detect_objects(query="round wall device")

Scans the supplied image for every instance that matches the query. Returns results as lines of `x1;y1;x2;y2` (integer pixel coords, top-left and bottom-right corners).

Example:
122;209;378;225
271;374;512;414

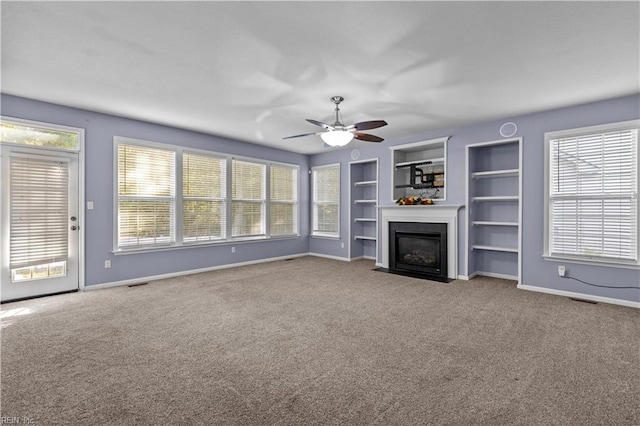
350;149;360;160
500;122;518;138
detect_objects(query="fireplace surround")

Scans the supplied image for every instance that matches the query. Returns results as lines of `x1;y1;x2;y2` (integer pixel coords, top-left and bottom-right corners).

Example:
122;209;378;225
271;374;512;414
379;205;462;280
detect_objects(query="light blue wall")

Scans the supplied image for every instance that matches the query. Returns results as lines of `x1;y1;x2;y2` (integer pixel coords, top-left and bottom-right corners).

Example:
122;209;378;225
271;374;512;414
0;94;310;286
310;94;640;304
2;93;638;304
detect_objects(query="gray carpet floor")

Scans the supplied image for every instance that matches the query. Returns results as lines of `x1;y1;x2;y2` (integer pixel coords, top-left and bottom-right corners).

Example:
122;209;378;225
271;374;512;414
1;257;638;425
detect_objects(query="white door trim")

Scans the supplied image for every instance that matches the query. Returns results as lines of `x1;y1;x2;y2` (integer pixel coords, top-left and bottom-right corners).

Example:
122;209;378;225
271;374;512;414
0;115;85;297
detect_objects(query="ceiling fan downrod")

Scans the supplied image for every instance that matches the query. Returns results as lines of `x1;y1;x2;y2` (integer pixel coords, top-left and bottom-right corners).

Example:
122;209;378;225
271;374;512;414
330;96;345;128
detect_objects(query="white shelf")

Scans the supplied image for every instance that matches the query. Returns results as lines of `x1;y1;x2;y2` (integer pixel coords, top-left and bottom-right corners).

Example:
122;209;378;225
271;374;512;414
471;196;519;202
354;235;377;241
354;180;377;186
354;199;377;204
471;245;519;253
395;158;444;168
471;169;519;179
471;221;518;227
354;218;377;222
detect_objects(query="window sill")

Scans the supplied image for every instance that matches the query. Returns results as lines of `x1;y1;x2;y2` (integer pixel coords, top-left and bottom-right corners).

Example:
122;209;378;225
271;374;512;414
311;234;340;240
543;254;640;270
113;235;300;255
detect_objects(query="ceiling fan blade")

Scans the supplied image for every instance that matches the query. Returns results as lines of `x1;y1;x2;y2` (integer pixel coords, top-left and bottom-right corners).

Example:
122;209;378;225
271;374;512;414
282;132;321;140
353;132;384;143
306;119;334;130
349;120;388;131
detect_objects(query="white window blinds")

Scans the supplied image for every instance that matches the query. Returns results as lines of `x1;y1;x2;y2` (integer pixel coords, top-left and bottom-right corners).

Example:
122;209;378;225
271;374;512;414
232;160;265;237
117;144;176;248
114;137;300;250
183;153;227;242
270;164;298;236
312;164;340;237
9;156;69;269
549;127;638;262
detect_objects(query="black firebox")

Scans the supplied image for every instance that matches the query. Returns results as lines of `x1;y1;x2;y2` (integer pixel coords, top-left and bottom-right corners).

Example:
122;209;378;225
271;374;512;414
388;221;450;282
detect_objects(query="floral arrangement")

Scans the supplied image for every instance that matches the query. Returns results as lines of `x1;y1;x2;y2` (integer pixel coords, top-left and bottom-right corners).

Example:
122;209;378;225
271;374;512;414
395;195;434;205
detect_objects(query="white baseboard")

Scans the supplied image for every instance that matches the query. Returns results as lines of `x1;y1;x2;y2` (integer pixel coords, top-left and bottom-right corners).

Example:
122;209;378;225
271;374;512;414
85;253;309;292
460;271;517;281
348;256;376;261
308;252;351;262
517;283;640;309
475;271;519;281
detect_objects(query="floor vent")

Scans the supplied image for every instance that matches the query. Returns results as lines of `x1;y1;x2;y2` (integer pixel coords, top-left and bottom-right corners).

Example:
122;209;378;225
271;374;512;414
569;297;597;305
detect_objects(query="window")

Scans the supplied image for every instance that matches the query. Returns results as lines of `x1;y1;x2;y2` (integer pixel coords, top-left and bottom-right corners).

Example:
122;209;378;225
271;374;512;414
9;156;69;281
312;164;340;238
183;153;226;242
1;119;80;151
270;164;298;236
115;137;298;251
545;120;639;265
117;143;176;248
232;160;265;237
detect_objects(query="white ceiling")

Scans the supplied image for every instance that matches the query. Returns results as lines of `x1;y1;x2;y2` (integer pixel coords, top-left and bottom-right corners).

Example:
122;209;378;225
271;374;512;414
2;1;638;154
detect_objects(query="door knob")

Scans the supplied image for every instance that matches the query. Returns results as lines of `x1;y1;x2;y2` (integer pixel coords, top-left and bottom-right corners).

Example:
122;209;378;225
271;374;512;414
71;225;78;231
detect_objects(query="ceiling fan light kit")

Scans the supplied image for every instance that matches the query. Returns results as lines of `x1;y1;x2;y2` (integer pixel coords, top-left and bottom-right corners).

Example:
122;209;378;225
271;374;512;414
320;130;354;147
284;96;387;147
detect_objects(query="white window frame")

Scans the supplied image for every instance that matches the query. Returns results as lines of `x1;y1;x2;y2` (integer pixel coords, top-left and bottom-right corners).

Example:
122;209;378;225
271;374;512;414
115;138;177;249
231;158;266;238
182;151;227;243
269;162;299;237
311;163;341;239
113;136;300;253
543;120;639;268
1;115;82;152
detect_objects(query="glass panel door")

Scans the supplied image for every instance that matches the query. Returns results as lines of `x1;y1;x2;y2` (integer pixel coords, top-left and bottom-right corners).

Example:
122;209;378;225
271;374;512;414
1;145;79;301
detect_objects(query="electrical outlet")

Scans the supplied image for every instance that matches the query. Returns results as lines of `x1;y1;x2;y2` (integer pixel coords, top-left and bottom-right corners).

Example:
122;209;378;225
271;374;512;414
105;260;111;268
558;265;566;277
231;246;235;253
341;242;345;248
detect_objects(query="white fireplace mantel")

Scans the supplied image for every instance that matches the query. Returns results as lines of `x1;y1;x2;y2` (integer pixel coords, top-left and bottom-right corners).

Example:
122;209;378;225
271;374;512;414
379;205;463;279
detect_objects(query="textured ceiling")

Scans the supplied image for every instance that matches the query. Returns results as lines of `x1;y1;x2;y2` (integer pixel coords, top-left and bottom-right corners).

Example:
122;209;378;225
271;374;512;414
2;1;638;154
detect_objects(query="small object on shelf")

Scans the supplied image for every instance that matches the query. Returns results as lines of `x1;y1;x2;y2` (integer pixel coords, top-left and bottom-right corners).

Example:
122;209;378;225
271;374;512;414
395;196;434;205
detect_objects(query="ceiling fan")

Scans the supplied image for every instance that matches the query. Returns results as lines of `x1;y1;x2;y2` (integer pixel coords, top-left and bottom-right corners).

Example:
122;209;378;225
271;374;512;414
283;96;388;147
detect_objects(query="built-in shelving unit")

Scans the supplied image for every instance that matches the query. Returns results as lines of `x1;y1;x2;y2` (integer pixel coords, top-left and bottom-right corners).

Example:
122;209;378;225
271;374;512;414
350;159;378;260
466;138;522;282
390;137;448;201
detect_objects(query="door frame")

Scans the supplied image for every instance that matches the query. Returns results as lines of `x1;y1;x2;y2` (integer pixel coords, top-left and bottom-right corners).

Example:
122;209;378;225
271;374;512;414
0;115;85;296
